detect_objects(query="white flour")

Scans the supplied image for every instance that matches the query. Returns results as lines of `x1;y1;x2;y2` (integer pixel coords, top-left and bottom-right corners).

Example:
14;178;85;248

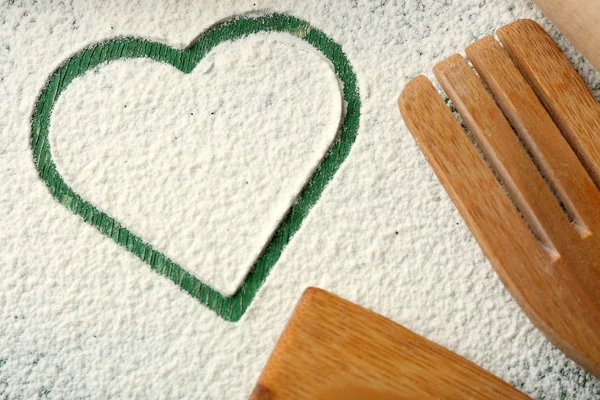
0;0;599;399
49;34;342;296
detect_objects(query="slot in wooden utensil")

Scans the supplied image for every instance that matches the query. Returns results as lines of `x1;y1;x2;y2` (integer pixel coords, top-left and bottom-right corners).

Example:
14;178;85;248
398;19;600;378
250;288;530;400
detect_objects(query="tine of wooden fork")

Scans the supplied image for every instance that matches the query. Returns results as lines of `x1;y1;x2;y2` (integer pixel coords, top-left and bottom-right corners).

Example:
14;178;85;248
433;55;576;257
398;76;548;281
466;36;600;235
497;20;600;189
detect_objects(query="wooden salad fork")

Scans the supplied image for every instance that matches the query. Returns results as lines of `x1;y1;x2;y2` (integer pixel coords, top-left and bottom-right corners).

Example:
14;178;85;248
398;19;600;377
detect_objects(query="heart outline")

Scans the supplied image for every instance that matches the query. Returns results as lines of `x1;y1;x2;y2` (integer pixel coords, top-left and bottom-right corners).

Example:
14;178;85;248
31;13;360;322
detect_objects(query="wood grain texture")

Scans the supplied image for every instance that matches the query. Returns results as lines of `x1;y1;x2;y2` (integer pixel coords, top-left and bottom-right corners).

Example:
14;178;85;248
433;53;573;256
497;19;600;188
465;35;600;236
398;19;600;377
532;0;600;71
250;288;530;400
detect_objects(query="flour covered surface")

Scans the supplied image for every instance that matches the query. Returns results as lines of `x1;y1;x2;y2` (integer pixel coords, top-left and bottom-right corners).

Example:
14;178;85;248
49;33;343;296
1;0;600;399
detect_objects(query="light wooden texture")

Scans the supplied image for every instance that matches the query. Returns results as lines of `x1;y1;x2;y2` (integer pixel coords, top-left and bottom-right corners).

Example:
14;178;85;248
497;19;600;188
434;53;572;256
532;0;600;71
398;19;600;378
250;288;530;400
466;35;600;236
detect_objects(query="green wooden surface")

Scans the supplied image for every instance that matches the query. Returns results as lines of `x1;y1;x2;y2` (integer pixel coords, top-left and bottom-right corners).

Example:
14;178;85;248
31;13;361;322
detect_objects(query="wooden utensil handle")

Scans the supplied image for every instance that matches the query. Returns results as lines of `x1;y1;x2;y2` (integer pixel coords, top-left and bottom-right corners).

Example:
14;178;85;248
532;0;600;71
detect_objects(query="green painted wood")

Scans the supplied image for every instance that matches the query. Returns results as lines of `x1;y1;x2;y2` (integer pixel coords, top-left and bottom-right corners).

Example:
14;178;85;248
31;13;361;322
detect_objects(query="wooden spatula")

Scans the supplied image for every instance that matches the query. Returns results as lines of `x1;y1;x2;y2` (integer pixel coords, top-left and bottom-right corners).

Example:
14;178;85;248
251;288;529;399
398;19;600;378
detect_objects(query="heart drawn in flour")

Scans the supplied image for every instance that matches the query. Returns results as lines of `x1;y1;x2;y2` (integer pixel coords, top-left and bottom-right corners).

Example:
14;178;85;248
50;32;344;297
31;13;360;321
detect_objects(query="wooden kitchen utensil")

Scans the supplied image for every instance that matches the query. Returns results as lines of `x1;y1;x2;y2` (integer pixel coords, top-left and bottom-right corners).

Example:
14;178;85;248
398;19;600;378
250;288;530;400
532;0;600;71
